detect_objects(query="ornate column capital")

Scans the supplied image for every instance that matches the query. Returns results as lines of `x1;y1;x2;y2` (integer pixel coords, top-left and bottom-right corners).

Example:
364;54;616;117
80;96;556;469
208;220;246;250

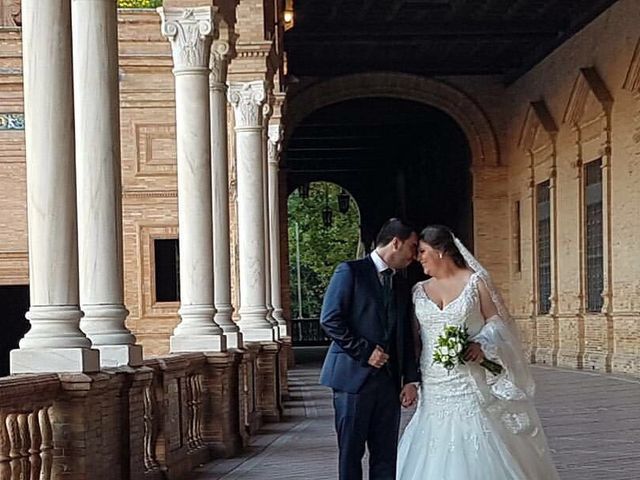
228;81;267;129
210;40;231;89
267;124;283;165
159;6;216;73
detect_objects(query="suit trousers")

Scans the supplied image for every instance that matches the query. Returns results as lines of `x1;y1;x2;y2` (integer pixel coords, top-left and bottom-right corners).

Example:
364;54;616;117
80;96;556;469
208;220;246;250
333;371;401;480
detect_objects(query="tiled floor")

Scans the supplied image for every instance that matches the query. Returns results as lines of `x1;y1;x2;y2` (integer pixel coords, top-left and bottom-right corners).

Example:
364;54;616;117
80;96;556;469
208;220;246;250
195;354;640;479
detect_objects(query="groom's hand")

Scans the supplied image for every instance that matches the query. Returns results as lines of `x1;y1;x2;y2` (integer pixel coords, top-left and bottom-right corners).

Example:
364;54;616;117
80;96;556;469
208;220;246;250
400;384;418;408
368;345;389;368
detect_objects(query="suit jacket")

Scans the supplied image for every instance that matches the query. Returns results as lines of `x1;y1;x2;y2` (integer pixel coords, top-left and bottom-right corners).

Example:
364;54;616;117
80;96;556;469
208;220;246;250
319;256;420;394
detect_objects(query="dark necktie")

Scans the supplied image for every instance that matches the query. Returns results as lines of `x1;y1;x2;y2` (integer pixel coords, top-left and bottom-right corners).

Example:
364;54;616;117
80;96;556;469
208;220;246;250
381;269;394;339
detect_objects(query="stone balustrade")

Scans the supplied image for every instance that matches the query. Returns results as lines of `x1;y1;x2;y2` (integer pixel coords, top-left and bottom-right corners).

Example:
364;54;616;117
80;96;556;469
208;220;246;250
0;374;57;480
0;352;251;480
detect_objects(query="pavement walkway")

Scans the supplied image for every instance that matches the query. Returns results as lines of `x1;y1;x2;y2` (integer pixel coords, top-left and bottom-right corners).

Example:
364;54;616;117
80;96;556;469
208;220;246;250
195;351;640;479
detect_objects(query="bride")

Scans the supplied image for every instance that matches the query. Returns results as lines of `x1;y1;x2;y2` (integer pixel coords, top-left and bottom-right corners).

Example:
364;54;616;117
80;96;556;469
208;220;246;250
397;225;560;480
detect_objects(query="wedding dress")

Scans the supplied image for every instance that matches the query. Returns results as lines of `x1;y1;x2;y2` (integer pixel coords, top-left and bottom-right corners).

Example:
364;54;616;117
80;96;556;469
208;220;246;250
397;241;560;480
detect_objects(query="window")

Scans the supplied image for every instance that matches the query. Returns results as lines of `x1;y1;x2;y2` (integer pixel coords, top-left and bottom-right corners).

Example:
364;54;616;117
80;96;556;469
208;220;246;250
513;200;522;273
585;159;604;312
154;239;180;302
536;181;551;314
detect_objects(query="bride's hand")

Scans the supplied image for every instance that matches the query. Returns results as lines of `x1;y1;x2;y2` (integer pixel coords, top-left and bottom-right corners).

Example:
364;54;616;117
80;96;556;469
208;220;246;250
400;383;418;408
463;342;484;363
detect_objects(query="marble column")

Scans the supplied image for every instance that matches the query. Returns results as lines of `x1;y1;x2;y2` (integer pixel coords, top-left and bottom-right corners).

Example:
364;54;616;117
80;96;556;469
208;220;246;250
72;0;142;367
209;40;242;349
228;81;275;342
159;6;225;352
10;0;99;373
267;124;288;337
262;101;279;339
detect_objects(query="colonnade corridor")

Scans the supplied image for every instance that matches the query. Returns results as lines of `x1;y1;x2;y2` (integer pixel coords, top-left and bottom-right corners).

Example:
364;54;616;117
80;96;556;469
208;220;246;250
1;0;640;479
195;349;640;480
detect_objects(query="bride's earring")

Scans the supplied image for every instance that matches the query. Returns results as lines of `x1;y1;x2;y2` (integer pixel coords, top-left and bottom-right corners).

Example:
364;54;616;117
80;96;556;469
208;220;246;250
438;252;443;259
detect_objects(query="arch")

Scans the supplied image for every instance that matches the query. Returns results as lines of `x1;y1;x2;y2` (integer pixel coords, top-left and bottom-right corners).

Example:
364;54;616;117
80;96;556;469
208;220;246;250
284;72;500;167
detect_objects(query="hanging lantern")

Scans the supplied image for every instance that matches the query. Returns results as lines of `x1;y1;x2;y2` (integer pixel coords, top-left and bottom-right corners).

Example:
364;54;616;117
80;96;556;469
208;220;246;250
337;188;350;214
322;205;333;228
298;183;310;198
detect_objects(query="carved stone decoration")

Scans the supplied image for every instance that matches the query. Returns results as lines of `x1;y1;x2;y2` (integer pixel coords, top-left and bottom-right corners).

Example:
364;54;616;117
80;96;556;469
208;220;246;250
563;67;613;126
623;37;640;146
267;124;283;165
16;414;28;457
195;374;204;447
38;407;52;480
519;101;557;148
27;411;40;455
185;372;205;450
0;113;24;130
142;386;159;471
186;375;197;449
159;7;216;71
0;413;9;461
209;40;230;87
228;81;267;129
0;0;21;27
5;414;19;459
37;408;51;452
623;36;640;93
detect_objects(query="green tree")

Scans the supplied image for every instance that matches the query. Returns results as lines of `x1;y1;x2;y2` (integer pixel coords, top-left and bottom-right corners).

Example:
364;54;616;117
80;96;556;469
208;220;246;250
288;182;361;317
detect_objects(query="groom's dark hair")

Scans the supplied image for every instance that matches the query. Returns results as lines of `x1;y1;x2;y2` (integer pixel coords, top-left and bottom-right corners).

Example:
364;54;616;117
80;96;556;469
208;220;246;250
376;218;415;247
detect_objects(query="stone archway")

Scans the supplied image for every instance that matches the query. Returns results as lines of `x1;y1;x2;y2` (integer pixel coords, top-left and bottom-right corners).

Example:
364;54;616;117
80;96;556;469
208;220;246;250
282;72;510;295
284;72;500;168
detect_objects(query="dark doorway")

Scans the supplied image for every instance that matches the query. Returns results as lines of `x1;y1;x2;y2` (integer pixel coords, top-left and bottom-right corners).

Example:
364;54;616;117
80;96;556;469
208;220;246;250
284;97;473;250
0;285;30;376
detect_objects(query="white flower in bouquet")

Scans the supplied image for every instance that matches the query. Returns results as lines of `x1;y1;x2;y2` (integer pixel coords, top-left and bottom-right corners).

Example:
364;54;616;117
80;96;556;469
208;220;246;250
432;324;504;375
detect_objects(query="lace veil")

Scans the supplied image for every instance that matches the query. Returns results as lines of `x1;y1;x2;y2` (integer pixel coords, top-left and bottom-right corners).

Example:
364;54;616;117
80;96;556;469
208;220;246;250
452;237;536;402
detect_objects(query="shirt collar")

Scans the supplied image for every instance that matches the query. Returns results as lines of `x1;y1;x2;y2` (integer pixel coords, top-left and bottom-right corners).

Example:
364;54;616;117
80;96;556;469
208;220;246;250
371;249;394;274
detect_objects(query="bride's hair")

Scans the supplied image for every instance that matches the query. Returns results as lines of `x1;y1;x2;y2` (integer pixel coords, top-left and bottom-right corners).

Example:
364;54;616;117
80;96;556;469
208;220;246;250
419;225;467;269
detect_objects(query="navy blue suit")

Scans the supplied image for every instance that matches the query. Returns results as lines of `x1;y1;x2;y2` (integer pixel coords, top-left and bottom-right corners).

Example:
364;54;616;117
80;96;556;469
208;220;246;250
319;256;420;480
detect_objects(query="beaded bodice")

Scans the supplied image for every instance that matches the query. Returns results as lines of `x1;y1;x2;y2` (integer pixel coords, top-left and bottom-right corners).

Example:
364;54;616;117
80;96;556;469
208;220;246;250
412;273;489;418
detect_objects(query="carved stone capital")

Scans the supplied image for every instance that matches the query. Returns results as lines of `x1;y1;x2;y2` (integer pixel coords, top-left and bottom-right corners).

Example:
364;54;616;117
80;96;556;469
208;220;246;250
227;81;267;129
267;124;283;165
268;124;282;145
159;7;216;72
0;0;20;27
209;40;231;87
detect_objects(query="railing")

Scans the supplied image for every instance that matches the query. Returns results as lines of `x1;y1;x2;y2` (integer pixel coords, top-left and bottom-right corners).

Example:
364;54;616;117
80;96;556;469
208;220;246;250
291;317;330;346
0;374;58;480
0;352;242;480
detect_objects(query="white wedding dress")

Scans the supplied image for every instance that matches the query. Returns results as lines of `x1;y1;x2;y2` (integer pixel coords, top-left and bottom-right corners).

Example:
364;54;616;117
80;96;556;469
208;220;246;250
397;273;560;480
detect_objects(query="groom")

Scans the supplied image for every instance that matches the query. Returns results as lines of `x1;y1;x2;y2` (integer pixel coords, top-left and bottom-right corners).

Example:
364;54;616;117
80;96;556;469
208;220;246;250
320;218;420;480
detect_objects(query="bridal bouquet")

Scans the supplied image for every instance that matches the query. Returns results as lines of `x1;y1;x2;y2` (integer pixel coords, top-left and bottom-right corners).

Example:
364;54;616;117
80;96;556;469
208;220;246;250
433;325;503;375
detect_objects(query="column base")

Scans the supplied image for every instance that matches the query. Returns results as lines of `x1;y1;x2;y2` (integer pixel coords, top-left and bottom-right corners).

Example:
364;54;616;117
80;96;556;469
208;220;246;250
241;328;275;342
170;334;226;353
96;344;143;368
277;324;288;337
10;347;100;374
272;324;281;340
223;331;243;349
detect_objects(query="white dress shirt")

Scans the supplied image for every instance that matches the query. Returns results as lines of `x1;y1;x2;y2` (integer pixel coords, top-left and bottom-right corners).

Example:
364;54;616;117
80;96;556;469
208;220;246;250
371;249;395;284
